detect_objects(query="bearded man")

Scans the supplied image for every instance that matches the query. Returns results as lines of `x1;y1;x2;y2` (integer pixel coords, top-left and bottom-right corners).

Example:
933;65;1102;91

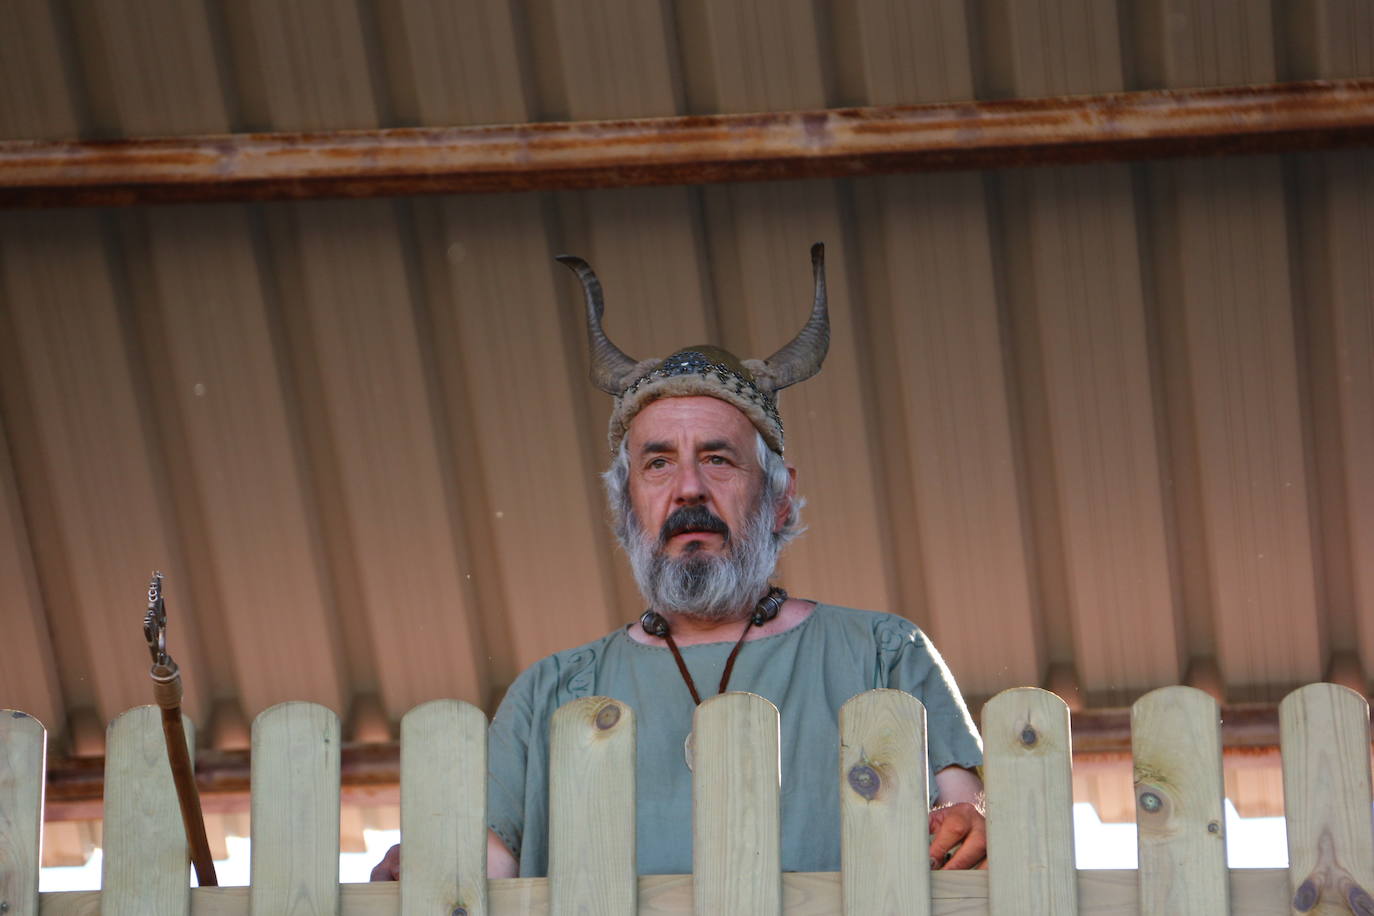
374;244;986;881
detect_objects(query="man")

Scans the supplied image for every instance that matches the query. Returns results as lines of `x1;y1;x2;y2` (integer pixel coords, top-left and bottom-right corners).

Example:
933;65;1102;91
374;244;985;881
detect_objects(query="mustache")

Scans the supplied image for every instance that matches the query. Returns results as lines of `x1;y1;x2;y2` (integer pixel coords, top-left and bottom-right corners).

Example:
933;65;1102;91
658;504;730;546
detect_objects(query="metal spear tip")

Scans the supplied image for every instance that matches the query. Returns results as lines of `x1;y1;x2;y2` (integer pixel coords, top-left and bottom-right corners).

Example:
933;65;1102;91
144;570;168;667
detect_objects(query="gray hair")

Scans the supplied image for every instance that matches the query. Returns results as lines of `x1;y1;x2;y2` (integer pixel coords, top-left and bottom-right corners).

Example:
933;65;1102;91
602;432;804;551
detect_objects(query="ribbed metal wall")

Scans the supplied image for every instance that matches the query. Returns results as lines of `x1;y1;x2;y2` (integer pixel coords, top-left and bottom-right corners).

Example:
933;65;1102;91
2;0;1373;860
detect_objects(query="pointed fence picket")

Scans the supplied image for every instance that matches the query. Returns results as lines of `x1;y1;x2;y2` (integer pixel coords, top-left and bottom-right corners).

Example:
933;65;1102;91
1131;686;1228;913
693;692;781;915
838;689;929;916
250;701;341;914
549;696;636;916
1280;684;1374;915
983;687;1077;914
3;684;1370;914
400;699;487;916
0;710;44;916
101;706;196;915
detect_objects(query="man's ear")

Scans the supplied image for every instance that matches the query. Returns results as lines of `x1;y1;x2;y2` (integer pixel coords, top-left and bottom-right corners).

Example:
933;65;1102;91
774;465;798;532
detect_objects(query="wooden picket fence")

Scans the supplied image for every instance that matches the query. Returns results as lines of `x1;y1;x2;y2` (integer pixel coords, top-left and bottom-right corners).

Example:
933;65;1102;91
1;683;1371;914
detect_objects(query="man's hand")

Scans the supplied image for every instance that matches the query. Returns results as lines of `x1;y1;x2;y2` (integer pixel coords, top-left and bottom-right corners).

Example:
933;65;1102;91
370;832;519;881
928;801;987;870
370;843;401;881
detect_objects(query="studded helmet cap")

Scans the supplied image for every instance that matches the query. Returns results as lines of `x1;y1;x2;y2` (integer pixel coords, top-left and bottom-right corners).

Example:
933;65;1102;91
556;244;830;456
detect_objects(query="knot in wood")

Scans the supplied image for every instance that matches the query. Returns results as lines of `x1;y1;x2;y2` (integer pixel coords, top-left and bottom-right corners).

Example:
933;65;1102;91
1207;821;1220;834
451;907;468;916
1019;725;1038;747
595;703;621;730
848;764;881;800
1292;878;1318;912
1138;790;1162;813
1349;883;1374;916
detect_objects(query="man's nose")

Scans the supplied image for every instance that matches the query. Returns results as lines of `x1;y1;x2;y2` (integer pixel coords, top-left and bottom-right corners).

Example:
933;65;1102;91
673;463;707;504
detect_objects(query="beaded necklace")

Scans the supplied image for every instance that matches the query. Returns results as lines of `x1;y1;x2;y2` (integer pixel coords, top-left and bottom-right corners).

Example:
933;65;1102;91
639;587;788;705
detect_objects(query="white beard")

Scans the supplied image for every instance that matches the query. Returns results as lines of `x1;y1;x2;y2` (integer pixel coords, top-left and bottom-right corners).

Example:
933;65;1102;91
625;497;780;621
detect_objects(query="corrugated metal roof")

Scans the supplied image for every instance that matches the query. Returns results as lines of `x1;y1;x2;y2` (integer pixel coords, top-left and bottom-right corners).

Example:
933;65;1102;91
2;0;1373;856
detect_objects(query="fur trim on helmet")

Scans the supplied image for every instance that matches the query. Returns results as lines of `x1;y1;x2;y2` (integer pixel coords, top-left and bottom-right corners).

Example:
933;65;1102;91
608;348;785;455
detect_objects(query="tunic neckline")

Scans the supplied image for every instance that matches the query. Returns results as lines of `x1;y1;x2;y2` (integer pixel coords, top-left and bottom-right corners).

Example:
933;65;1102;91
615;601;821;653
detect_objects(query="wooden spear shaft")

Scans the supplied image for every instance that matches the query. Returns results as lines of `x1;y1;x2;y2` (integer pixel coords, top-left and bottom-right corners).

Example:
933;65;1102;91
145;573;218;886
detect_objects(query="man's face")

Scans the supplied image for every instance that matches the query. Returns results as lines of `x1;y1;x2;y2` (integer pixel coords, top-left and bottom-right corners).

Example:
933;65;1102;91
624;396;766;561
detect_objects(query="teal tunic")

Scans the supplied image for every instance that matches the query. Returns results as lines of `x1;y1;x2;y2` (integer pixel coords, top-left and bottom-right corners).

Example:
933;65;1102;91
487;603;983;877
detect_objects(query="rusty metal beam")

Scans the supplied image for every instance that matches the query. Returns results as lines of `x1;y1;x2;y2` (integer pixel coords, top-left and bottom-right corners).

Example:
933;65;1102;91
1069;702;1283;754
43;743;400;821
4;79;1374;208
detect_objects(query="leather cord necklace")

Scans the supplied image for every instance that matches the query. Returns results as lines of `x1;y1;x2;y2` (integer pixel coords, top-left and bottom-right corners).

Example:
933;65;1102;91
640;586;788;705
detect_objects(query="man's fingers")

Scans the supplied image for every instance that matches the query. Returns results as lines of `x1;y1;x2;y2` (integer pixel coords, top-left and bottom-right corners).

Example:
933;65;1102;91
927;802;987;870
927;808;964;867
943;824;986;870
369;843;401;882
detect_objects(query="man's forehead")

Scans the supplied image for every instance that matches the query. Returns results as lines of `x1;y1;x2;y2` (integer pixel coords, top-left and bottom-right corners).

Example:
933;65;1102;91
626;396;757;452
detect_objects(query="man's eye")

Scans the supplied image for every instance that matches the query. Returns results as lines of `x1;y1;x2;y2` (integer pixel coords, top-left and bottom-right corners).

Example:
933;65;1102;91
647;458;668;469
704;455;727;465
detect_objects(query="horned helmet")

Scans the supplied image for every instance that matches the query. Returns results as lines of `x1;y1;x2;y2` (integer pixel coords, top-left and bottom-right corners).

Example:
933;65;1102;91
558;243;831;456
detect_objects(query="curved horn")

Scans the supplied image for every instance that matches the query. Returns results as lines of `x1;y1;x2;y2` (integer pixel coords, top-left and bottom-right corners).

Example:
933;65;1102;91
756;242;830;392
556;255;639;394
